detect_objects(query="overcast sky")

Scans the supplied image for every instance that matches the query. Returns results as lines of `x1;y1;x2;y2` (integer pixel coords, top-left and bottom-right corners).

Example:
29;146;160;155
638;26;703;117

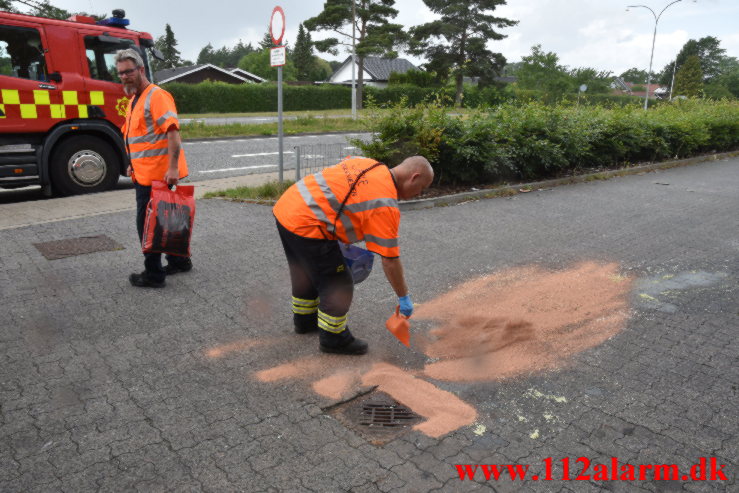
42;0;739;75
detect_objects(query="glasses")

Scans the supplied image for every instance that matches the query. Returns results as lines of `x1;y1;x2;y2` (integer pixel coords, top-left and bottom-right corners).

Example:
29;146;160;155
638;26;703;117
117;68;138;77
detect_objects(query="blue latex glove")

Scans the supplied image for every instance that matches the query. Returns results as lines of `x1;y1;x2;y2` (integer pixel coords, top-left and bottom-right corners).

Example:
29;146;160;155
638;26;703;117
398;294;414;317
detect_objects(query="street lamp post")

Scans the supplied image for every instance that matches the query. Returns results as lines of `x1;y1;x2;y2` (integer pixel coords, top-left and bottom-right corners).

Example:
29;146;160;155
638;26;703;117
351;0;357;120
627;0;690;110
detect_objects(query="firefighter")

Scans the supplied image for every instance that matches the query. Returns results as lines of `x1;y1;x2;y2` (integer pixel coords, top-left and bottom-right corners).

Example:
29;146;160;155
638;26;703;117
114;48;192;288
273;155;434;355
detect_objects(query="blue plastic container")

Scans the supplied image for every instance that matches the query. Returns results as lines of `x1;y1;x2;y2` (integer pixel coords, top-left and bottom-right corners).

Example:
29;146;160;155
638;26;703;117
339;242;374;284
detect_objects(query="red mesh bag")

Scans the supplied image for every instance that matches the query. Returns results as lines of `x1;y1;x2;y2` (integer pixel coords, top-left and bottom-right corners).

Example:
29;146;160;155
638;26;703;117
142;181;195;257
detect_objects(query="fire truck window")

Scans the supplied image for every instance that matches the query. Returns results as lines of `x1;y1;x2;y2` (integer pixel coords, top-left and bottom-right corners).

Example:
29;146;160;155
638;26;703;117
84;36;128;83
0;25;48;81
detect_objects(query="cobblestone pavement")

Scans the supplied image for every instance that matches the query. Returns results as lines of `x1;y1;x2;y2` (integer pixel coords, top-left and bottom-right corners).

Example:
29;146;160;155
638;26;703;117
0;158;737;492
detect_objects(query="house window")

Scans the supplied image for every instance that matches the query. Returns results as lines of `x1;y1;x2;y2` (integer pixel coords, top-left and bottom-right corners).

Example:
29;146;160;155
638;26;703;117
0;25;48;81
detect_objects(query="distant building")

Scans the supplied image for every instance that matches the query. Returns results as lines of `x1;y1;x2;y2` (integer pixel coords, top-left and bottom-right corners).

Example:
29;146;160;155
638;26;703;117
153;64;264;85
611;79;667;99
328;56;419;88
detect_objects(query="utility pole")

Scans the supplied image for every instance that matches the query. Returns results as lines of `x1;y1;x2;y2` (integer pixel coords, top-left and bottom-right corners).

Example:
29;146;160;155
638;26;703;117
669;57;678;100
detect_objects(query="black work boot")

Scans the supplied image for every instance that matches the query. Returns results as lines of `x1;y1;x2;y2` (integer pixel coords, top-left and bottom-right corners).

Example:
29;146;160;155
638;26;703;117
164;258;193;275
319;328;368;355
129;272;165;288
294;312;318;334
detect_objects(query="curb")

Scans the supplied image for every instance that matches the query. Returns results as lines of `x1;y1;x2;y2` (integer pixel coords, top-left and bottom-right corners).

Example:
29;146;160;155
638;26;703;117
209;150;739;211
400;150;739;211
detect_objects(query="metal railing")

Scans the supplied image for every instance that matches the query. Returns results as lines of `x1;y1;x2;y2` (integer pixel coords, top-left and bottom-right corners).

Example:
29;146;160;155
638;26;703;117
293;143;363;181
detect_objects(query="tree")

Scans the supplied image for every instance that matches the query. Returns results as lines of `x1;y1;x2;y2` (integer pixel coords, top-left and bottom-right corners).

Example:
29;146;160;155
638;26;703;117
409;0;517;107
162;24;182;68
619;67;648;84
673;55;703;98
293;24;315;81
230;40;255;67
658;36;726;85
305;0;406;109
568;67;612;94
238;49;297;82
197;43;215;65
2;0;70;19
388;69;443;87
515;44;572;96
310;57;333;81
259;30;274;50
716;57;739;98
152;24;182;71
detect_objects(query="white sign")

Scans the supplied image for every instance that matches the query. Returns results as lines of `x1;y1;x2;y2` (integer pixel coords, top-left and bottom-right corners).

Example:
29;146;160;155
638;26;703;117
270;46;286;67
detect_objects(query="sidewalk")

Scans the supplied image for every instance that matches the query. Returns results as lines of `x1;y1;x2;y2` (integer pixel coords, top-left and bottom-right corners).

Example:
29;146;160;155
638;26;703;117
0;172;281;231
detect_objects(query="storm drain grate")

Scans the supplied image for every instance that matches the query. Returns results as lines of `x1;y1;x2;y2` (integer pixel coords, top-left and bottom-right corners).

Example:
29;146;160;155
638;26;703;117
359;403;418;428
330;391;422;445
34;235;124;260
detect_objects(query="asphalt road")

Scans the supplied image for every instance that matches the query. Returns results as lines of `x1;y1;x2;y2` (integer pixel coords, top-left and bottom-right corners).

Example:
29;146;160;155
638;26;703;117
0;132;369;204
181;132;368;181
0;157;736;491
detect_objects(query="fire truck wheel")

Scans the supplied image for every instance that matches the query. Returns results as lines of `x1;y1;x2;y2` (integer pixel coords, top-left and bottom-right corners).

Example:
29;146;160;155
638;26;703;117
50;135;120;196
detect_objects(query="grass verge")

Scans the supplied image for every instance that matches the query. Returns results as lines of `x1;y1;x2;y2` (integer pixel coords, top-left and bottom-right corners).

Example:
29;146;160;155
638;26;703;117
180;117;366;139
203;180;294;201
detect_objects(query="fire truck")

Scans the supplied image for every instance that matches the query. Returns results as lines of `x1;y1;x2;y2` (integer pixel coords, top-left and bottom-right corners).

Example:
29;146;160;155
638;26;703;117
0;9;161;195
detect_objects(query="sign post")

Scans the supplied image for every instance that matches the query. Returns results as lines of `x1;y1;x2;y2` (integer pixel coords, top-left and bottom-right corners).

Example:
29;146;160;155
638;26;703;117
270;6;286;182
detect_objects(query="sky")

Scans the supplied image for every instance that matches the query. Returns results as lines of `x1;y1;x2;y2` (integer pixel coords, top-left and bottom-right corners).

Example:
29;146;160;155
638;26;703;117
31;0;739;75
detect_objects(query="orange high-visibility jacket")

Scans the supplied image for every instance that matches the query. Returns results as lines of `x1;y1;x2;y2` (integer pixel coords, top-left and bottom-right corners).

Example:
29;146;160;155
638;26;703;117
121;84;188;186
273;157;401;258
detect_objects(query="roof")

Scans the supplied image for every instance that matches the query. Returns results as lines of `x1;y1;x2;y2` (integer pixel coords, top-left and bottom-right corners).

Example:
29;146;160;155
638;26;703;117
362;57;418;80
153;64;251;85
333;56;419;82
229;67;266;83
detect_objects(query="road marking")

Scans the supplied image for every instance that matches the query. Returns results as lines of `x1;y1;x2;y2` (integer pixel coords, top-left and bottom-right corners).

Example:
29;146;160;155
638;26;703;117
231;151;295;158
199;165;278;173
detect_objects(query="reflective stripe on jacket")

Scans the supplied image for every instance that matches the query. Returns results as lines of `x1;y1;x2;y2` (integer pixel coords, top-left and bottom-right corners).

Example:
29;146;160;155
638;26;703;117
121;84;188;186
273;157;401;257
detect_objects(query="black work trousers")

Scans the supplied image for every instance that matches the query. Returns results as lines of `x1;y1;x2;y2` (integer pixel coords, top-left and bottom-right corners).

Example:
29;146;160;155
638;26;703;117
275;219;353;319
135;183;190;282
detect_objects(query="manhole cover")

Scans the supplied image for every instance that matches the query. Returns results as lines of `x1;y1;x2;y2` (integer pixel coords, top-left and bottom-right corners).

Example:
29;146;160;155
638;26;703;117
330;391;421;445
34;235;124;260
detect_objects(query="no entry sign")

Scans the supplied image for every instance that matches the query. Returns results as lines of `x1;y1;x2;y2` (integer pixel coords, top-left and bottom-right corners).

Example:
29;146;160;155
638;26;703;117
270;6;285;46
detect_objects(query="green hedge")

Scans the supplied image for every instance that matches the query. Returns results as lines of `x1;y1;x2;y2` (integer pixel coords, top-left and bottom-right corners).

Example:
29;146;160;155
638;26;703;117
166;81;661;113
167;82;352;113
354;99;739;185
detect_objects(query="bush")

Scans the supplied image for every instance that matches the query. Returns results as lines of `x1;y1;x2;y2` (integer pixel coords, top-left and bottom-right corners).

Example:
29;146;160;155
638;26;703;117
353;99;739;186
167;82;352;113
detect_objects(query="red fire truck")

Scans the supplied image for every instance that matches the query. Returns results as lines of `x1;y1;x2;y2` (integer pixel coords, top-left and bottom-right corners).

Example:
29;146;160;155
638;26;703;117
0;9;161;195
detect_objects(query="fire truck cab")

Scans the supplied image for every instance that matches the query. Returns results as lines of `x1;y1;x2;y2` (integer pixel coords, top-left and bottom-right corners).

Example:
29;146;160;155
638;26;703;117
0;9;159;195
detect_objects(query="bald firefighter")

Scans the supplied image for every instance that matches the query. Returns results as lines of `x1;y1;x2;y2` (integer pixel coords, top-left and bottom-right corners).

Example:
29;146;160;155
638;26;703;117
273;155;434;355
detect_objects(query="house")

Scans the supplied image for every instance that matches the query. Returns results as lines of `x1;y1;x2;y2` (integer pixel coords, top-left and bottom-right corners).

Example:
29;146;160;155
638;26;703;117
153;64;264;85
328;56;419;88
612;80;667;99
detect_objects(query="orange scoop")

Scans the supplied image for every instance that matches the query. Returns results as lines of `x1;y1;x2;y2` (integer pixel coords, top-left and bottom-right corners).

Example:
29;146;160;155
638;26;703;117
385;306;411;347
